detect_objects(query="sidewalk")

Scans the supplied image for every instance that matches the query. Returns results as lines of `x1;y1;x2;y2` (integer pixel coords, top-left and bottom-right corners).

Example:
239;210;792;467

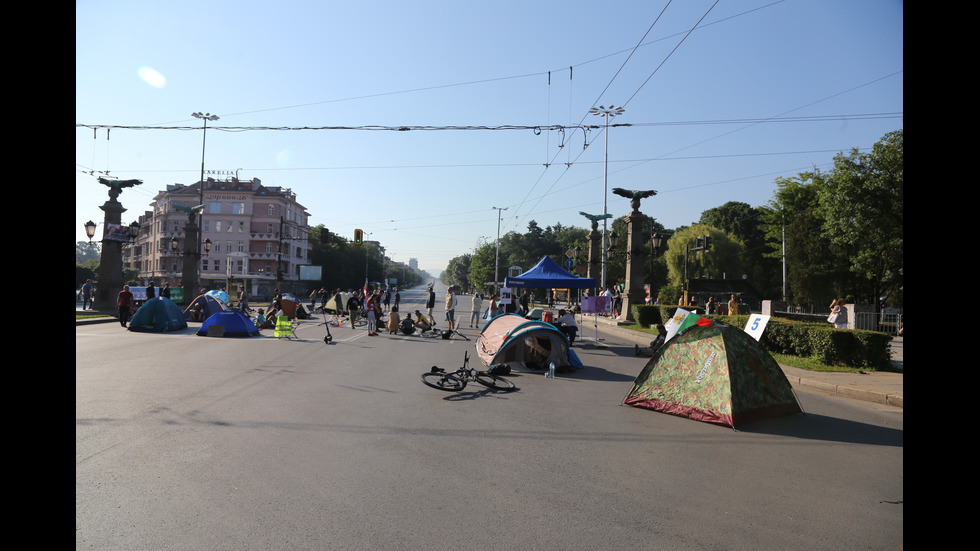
588;313;904;409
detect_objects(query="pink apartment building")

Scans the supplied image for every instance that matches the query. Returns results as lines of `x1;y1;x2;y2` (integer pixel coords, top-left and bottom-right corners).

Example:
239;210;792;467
125;177;311;300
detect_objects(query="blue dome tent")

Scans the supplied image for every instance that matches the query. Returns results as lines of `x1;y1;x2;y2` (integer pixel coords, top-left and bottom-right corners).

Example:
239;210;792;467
183;293;227;320
128;297;189;333
197;310;260;337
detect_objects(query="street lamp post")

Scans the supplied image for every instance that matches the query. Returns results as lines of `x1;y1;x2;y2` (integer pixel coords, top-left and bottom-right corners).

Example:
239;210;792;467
589;105;624;291
492;206;508;294
191;111;218;265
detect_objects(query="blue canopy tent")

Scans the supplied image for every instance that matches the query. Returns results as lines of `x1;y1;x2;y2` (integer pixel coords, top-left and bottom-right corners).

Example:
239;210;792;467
128;297;188;333
197;310;260;337
504;256;596;289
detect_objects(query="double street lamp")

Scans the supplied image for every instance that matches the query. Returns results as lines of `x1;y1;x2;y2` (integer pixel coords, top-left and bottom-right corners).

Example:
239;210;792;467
588;105;624;291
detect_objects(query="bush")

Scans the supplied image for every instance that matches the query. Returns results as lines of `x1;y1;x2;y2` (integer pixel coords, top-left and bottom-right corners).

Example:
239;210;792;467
633;307;892;369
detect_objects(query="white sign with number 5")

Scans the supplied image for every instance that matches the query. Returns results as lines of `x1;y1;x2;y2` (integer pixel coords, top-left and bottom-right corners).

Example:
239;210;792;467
744;314;770;341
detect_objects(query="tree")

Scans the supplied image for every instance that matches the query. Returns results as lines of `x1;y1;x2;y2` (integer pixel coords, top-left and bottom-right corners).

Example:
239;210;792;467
763;172;853;308
663;224;744;291
467;243;498;294
699;201;780;297
818;130;903;310
443;254;472;290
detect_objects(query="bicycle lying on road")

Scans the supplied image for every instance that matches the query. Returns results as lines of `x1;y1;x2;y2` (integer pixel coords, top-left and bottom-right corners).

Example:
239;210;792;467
420;351;517;392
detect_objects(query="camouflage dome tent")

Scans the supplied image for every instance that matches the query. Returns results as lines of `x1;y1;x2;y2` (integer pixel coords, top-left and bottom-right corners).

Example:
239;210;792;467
623;320;801;428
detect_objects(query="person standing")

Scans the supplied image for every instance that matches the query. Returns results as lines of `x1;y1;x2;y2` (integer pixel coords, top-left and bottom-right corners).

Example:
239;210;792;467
383;289;391;312
727;294;738;316
366;293;379;336
445;289;458;331
394;289;401;310
426;287;436;321
239;287;249;313
117;285;134;327
81;279;94;310
519;291;530;315
161;283;171;299
489;294;500;319
470;293;484;329
830;298;848;329
146;281;156;300
347;291;360;329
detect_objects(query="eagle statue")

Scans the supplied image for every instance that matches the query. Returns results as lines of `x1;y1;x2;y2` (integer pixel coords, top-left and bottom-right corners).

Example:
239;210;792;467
612;188;657;200
612;188;657;214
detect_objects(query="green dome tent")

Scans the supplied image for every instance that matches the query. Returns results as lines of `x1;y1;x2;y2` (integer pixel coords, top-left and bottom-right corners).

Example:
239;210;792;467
476;314;571;371
128;297;188;333
623;321;801;428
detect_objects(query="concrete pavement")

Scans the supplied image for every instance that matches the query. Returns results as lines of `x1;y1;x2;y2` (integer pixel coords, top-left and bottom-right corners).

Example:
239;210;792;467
76;304;903;409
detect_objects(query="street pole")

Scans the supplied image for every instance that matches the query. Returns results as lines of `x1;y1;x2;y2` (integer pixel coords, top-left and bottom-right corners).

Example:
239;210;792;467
492;206;508;295
589;105;624;292
191;112;218;290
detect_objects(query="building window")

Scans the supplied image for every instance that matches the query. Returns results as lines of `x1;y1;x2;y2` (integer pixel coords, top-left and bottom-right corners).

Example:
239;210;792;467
238;241;245;252
232;202;245;215
202;259;209;271
214;260;220;272
210;202;221;214
239;221;245;233
226;241;233;252
267;223;274;233
226;221;233;232
268;204;275;216
266;243;274;253
215;220;221;232
173;221;179;233
203;220;211;232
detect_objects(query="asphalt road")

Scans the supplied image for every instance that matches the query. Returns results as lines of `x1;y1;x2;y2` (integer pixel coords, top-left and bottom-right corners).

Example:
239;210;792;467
76;285;903;550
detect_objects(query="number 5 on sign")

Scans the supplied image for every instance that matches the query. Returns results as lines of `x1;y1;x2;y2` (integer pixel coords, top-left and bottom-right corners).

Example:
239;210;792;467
744;314;770;341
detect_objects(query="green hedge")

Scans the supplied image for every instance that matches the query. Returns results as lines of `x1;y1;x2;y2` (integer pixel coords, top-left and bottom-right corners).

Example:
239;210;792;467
629;305;892;370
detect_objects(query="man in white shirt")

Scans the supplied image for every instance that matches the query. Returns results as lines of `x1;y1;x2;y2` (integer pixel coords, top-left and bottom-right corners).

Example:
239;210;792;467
555;308;578;346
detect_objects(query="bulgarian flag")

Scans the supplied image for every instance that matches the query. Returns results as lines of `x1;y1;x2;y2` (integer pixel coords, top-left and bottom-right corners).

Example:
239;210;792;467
663;308;713;342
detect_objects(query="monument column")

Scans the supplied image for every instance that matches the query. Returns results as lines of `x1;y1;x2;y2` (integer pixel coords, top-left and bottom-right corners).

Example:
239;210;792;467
91;178;142;312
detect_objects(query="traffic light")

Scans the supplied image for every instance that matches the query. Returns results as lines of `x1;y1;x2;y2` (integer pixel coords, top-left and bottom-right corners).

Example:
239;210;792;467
703;234;712;250
354;229;363;244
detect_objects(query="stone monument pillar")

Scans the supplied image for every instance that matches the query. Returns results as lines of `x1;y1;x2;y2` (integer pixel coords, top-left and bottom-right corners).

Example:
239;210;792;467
91;178;142;312
620;201;646;323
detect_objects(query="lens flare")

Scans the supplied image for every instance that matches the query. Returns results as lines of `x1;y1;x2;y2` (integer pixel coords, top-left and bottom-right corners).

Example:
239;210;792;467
137;66;166;88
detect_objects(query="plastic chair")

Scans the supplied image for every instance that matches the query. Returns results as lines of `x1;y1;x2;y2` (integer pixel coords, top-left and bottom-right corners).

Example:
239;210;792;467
274;315;294;339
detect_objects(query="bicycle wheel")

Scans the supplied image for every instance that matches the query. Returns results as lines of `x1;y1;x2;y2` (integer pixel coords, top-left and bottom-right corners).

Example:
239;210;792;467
474;371;517;392
352;312;368;327
421;372;466;391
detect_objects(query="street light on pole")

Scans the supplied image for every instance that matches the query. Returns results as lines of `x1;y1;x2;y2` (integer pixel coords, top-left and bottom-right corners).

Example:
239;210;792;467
191;112;218;262
491;206;508;295
589;104;624;291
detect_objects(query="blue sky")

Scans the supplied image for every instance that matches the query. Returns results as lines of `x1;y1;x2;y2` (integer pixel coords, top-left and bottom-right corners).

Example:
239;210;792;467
76;0;903;274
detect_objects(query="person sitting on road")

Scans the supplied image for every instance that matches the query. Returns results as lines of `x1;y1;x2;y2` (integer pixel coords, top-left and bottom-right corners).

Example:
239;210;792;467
414;310;433;332
386;306;401;334
400;312;417;335
256;308;274;329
